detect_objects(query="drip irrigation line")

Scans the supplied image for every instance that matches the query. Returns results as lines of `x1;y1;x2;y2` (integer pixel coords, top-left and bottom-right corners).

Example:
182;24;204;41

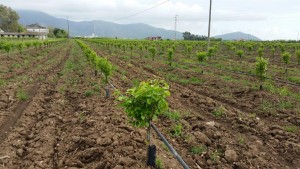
98;66;189;169
151;123;190;169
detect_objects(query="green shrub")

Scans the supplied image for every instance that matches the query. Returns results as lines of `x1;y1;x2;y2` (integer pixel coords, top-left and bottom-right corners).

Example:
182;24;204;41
118;79;170;127
255;57;268;90
167;48;174;66
282;52;291;73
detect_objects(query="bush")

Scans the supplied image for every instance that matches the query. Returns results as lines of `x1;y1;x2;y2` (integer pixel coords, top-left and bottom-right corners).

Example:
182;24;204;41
255;57;268;90
118;79;170;127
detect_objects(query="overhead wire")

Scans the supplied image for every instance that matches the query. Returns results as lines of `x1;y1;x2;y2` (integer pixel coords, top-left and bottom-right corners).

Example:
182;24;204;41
115;0;170;21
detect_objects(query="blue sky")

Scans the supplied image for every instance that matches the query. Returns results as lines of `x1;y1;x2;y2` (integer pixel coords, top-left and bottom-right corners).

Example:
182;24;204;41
1;0;300;40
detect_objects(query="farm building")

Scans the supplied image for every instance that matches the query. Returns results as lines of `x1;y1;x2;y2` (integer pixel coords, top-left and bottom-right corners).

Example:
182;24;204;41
0;24;49;39
26;24;49;39
145;36;162;41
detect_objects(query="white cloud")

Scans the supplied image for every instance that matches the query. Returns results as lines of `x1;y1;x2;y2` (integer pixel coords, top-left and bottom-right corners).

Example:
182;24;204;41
1;0;300;40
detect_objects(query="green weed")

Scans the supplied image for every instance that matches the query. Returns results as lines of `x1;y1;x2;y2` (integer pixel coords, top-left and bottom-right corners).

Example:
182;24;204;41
0;79;6;87
170;123;183;137
279;100;294;109
164;110;181;121
190;145;207;155
210;150;220;162
85;90;94;97
238;135;245;145
16;90;28;101
155;158;164;169
212;106;225;117
121;55;131;61
284;125;297;133
221;75;233;81
288;76;300;84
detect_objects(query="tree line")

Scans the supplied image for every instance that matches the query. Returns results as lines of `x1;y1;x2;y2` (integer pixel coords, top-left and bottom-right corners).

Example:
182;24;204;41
183;31;222;41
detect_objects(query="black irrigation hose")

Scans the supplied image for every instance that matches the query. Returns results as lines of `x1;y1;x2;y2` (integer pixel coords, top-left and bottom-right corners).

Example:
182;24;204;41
151;123;190;169
106;76;190;168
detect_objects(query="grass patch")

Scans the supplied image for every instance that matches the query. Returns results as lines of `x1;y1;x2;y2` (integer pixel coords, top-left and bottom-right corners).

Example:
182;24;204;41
284;125;297;133
84;90;94;97
288;76;300;84
221;75;233;81
212;106;225;117
189;77;204;85
210;150;221;162
93;85;101;93
120;55;131;61
278;100;294;109
16;90;28;101
238;135;245;145
155;158;164;169
65;60;76;70
0;79;6;87
170;123;183;137
165;73;203;85
163;110;181;121
190;145;207;155
260;101;276;114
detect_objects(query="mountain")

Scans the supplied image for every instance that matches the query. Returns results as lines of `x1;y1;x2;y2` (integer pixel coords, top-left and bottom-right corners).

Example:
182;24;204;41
16;10;182;39
214;31;261;41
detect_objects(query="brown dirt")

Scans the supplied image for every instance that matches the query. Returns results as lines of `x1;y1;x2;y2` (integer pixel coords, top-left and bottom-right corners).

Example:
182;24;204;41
0;40;299;169
89;42;300;169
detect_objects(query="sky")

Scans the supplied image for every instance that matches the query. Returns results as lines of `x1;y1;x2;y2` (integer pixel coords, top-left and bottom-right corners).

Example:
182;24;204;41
1;0;300;40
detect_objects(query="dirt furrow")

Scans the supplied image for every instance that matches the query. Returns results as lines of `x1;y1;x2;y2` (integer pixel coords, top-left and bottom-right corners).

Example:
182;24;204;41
0;42;71;142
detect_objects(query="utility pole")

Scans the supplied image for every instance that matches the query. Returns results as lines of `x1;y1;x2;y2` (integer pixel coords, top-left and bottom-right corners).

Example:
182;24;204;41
67;17;70;38
207;0;212;51
174;15;178;41
93;21;95;38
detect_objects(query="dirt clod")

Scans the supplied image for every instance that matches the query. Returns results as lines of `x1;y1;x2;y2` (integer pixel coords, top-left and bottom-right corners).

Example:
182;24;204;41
225;149;238;163
194;131;212;145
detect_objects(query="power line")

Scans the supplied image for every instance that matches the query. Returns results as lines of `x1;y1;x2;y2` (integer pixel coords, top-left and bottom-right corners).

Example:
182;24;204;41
115;0;170;21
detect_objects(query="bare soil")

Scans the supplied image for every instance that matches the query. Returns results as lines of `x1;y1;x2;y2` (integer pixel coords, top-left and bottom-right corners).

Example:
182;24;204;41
0;40;299;169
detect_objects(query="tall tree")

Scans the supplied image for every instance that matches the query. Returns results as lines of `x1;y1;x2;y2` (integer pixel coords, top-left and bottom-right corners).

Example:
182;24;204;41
0;5;20;32
53;28;68;38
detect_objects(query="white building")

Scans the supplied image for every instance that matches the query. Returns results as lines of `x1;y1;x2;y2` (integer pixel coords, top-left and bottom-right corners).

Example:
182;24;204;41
26;24;49;39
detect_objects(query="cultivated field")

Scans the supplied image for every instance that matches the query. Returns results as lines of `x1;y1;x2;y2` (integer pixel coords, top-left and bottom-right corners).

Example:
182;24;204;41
0;38;299;169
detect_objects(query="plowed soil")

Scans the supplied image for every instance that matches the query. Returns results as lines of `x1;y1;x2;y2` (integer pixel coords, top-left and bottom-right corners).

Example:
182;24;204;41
0;40;299;169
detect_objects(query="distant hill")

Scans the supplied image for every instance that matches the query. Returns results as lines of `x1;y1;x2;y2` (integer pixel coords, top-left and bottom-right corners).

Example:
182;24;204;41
17;10;182;39
214;31;261;41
